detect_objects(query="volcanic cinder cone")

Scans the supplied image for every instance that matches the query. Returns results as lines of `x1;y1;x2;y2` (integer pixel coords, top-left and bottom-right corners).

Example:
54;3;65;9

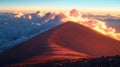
0;22;120;66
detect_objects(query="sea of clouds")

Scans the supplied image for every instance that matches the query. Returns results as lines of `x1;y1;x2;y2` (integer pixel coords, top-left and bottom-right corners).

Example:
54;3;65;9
0;11;65;52
0;9;120;52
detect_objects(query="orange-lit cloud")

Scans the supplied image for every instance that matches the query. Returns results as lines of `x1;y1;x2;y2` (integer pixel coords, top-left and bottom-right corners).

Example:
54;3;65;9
23;15;32;20
13;12;24;18
60;9;120;40
11;9;120;40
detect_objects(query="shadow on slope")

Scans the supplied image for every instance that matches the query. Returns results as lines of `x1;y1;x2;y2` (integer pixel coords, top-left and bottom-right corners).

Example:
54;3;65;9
0;21;120;66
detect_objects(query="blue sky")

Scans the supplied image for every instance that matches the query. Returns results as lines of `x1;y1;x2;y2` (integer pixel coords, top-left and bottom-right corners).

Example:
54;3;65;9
0;0;120;11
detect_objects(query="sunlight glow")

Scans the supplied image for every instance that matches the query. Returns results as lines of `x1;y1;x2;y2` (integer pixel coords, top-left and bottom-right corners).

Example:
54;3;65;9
60;9;120;40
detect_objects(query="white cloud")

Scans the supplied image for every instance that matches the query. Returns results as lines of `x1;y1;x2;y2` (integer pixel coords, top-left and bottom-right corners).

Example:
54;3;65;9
0;9;120;52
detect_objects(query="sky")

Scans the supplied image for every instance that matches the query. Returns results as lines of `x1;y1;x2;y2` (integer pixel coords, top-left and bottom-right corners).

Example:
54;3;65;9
0;0;120;14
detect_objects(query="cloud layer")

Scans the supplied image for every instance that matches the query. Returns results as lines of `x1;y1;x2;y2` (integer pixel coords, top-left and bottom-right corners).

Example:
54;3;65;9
62;9;120;40
0;9;120;52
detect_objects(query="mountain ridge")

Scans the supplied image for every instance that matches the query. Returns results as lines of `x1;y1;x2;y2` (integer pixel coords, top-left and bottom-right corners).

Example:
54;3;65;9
0;21;120;66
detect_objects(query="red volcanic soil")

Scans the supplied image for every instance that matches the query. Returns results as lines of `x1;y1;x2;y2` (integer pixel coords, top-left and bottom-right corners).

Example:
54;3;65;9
0;22;120;66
